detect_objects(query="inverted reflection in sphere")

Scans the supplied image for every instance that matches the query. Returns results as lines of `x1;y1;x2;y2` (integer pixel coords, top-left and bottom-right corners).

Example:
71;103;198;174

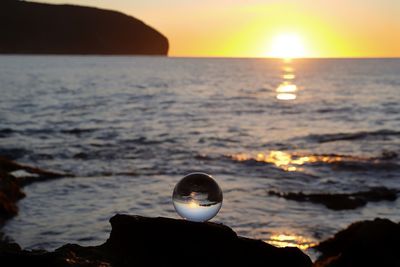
172;172;223;222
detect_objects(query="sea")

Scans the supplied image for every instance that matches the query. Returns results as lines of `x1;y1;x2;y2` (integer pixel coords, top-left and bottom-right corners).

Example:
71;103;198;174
0;56;399;257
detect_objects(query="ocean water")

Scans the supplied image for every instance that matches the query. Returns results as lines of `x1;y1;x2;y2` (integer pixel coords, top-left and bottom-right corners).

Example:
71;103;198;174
1;56;399;255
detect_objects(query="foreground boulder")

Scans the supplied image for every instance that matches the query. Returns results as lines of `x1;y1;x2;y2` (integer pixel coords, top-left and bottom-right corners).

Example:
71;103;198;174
0;214;312;267
0;0;169;55
314;218;400;267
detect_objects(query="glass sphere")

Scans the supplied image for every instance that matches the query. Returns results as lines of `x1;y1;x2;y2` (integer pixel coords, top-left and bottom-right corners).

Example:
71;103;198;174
172;172;223;222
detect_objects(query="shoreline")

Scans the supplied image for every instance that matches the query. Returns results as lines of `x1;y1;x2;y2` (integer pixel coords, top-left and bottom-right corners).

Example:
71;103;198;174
1;158;399;266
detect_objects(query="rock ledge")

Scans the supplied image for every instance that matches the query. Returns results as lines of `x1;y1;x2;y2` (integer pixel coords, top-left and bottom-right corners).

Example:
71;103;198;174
0;214;312;267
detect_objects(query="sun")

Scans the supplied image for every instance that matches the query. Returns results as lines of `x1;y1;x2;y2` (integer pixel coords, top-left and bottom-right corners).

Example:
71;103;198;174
267;33;307;59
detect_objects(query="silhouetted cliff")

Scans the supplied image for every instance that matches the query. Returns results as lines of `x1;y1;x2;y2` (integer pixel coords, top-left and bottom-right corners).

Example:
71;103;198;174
0;0;169;55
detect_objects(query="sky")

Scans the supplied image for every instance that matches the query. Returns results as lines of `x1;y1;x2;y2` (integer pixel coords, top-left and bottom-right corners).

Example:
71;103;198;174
37;0;400;58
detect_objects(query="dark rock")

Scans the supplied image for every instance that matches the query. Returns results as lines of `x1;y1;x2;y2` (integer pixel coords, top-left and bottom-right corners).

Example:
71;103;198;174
314;218;400;267
0;234;21;254
102;214;312;266
0;0;169;55
0;172;25;224
0;244;110;267
0;214;312;267
269;187;399;210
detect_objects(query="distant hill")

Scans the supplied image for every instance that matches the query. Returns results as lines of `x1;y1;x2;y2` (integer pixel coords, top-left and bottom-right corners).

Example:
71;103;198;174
0;0;169;55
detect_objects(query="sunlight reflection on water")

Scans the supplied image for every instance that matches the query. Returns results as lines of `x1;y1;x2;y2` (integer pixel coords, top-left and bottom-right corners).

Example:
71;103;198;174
229;150;378;172
276;59;299;101
267;233;317;250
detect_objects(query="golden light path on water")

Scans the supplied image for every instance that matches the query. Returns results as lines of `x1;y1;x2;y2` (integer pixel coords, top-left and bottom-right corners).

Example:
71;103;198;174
282;73;296;80
276;58;299;101
276;93;297;101
230;151;346;172
276;83;297;93
231;150;326;250
267;234;317;250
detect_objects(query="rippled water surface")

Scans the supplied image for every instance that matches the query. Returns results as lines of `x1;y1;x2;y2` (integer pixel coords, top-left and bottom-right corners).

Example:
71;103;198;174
1;56;399;255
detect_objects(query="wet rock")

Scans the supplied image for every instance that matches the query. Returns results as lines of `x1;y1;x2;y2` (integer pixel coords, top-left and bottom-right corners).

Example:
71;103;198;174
314;218;400;267
0;156;72;185
0;172;25;224
0;157;70;224
268;187;398;210
0;214;312;267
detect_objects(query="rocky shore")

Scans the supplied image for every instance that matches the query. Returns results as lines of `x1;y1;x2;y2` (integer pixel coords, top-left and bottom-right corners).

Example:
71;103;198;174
1;157;399;266
0;158;313;266
1;213;400;267
0;157;70;224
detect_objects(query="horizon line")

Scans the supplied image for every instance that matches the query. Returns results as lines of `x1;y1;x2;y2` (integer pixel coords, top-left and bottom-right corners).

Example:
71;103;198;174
0;54;399;59
169;55;400;60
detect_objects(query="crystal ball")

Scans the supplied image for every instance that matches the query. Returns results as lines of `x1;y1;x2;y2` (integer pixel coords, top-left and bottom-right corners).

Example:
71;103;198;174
172;172;223;222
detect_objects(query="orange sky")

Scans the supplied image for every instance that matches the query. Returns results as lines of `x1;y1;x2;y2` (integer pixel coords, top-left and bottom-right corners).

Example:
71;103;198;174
39;0;400;57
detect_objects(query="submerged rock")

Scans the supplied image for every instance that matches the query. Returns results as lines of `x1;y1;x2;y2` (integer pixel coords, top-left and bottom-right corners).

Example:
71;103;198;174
0;156;71;186
269;187;398;210
314;218;400;267
0;214;312;267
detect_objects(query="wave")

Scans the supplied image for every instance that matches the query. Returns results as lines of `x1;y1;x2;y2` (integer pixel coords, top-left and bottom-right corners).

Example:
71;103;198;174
0;148;31;160
0;127;98;137
60;128;97;135
0;128;14;137
121;136;177;146
306;129;400;143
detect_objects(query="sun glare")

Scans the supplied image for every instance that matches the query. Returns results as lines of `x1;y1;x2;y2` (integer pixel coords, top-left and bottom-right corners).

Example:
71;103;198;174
267;33;306;59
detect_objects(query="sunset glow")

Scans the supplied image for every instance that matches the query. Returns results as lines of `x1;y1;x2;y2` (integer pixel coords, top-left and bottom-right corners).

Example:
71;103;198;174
38;0;400;58
267;33;307;58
